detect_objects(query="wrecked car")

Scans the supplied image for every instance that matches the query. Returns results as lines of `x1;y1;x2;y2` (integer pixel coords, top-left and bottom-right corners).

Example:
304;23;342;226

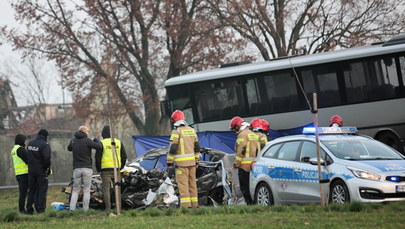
62;147;241;209
122;147;237;207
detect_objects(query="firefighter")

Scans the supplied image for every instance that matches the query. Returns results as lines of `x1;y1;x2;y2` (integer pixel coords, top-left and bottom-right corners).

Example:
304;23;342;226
250;118;267;151
230;116;259;205
329;115;343;127
11;134;29;214
260;119;270;134
167;110;200;208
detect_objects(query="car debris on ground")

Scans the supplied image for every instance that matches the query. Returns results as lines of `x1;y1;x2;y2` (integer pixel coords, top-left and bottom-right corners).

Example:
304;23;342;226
59;148;242;210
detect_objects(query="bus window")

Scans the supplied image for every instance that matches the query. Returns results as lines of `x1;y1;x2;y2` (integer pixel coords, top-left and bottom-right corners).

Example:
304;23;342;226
166;85;192;111
301;65;340;107
246;78;261;114
193;79;246;122
344;61;368;103
399;56;405;94
263;71;300;113
344;56;398;103
368;57;398;99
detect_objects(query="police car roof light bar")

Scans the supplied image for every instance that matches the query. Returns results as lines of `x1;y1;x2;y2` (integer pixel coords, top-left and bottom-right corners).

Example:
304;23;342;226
302;127;358;135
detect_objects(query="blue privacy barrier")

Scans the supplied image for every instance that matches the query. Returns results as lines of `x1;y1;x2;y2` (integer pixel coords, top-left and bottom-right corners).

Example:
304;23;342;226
132;124;313;157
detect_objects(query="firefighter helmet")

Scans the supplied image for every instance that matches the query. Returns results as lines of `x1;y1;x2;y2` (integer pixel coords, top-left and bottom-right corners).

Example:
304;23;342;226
329;115;343;127
261;119;270;132
229;116;244;131
171;110;185;123
250;118;262;131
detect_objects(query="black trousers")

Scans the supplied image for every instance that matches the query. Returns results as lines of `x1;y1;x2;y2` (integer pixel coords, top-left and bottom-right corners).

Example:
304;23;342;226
238;169;253;205
16;174;29;213
26;172;48;214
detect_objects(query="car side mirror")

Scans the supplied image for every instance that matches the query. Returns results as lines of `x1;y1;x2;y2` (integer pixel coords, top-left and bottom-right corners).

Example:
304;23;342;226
309;157;325;166
160;100;173;117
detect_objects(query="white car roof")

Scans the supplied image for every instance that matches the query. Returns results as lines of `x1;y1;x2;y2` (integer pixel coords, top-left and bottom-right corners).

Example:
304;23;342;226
267;134;370;145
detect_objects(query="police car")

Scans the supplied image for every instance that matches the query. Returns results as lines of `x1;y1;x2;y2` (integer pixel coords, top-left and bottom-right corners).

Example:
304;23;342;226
250;127;405;205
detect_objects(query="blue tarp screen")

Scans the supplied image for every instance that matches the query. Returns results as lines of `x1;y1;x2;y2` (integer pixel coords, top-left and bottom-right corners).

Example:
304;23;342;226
132;124;313;157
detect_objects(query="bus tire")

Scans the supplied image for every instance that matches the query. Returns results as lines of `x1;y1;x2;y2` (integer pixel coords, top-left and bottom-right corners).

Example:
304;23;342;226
376;131;404;155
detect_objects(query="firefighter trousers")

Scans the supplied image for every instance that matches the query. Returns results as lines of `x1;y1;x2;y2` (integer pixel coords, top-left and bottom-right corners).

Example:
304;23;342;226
238;169;253;205
176;166;198;208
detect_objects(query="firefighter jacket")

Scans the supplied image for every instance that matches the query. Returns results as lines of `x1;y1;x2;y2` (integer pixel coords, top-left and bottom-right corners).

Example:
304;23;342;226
253;131;268;152
11;145;28;175
234;128;259;172
167;126;200;167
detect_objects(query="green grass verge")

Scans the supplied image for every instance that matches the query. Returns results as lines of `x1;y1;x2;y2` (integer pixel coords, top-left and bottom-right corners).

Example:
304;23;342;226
1;187;405;228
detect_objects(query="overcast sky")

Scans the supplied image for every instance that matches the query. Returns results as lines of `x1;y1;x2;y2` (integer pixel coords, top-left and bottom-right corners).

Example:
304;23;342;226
0;1;72;107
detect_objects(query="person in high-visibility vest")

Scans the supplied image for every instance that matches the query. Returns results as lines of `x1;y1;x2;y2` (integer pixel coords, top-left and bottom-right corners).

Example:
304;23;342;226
230;116;259;205
167;110;200;208
11;134;29;214
95;125;127;211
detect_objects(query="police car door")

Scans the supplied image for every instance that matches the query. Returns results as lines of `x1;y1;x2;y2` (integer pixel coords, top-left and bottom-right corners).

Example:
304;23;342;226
292;141;329;203
268;141;302;202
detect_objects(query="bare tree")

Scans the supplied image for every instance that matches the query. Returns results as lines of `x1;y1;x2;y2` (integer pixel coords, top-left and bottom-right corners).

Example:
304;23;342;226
207;0;405;60
1;0;247;135
1;57;56;126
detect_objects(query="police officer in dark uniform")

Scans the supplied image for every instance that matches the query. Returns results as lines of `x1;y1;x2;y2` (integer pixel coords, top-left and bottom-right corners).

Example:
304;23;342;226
26;129;51;214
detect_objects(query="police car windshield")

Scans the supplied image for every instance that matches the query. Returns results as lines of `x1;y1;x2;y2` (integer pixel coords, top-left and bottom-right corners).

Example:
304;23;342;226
322;138;404;160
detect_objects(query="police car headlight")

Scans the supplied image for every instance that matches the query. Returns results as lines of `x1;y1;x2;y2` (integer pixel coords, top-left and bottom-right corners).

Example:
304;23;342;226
348;167;381;181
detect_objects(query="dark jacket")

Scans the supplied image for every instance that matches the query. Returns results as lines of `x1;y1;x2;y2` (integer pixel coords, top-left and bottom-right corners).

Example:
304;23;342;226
95;126;127;172
27;135;51;175
68;130;102;169
15;134;28;164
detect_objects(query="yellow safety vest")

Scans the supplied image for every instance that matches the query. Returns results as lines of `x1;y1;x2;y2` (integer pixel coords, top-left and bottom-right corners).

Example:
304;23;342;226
11;145;28;175
101;138;122;169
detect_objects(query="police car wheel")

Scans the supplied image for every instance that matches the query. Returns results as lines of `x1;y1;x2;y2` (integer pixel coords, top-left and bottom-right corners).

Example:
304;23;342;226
254;182;273;206
330;180;350;204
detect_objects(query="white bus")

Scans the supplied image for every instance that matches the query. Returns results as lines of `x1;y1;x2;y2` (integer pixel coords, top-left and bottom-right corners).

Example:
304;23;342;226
162;35;405;154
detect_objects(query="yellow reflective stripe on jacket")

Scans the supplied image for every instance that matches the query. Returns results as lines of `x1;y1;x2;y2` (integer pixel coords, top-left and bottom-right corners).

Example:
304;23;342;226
235;156;242;161
190;197;198;202
180;138;185;155
174;153;195;162
236;138;245;144
181;129;196;137
241;157;254;164
247;141;251;158
101;138;122;169
11;145;28;175
170;134;179;141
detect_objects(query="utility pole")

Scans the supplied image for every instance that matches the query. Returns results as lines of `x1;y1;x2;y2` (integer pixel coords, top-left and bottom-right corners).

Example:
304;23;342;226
313;93;326;206
105;61;122;215
109;118;122;215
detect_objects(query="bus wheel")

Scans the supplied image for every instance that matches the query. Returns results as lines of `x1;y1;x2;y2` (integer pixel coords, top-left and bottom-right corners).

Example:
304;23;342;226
376;131;404;155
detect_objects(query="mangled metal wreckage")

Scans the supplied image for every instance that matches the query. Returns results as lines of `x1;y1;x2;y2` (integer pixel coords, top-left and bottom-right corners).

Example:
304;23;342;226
62;147;240;209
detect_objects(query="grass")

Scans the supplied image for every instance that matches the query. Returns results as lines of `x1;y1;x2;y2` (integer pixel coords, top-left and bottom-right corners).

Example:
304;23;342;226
1;186;405;228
